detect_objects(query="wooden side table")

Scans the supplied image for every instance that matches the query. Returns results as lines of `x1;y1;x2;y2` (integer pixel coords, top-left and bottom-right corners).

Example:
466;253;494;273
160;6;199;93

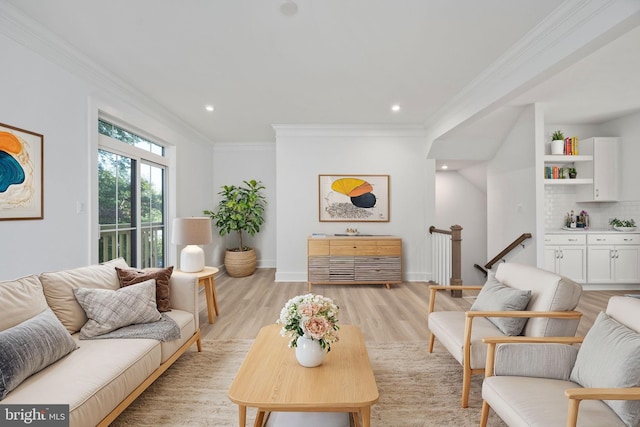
178;266;220;324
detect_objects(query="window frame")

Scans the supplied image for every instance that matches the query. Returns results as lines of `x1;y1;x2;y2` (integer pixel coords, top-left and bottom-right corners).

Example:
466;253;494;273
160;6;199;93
96;122;171;268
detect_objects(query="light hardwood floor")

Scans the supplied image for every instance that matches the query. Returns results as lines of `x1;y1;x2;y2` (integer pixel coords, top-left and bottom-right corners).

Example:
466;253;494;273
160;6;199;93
198;268;629;342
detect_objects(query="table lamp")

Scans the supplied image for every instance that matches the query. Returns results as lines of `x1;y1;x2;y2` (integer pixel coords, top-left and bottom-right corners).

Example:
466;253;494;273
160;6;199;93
172;217;212;272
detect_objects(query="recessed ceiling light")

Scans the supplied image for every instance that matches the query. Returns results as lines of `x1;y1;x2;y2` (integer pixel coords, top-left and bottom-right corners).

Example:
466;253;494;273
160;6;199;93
441;165;449;170
391;104;401;112
280;0;298;16
205;105;214;112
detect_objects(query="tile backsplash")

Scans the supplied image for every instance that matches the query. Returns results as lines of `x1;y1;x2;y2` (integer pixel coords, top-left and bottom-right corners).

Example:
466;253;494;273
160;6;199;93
545;186;640;230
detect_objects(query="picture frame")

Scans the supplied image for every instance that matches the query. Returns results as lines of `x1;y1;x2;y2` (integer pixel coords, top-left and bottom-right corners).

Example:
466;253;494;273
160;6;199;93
318;174;389;222
0;122;44;220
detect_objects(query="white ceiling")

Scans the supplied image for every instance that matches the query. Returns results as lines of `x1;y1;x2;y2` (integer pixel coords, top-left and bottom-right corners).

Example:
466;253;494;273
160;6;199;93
4;0;640;152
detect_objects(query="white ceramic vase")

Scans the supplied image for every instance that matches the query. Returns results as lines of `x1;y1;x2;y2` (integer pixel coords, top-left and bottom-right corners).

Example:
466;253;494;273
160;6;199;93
295;335;326;367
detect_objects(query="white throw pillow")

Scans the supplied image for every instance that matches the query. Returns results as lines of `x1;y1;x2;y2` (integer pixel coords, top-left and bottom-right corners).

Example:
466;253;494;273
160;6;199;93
570;311;640;427
470;276;532;336
73;279;161;338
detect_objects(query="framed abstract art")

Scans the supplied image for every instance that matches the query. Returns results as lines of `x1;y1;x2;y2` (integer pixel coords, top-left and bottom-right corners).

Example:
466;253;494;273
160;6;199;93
318;174;389;222
0;122;44;220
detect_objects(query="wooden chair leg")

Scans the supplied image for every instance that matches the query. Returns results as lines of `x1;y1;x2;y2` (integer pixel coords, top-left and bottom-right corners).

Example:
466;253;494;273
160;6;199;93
480;401;490;427
428;333;435;353
461;363;471;408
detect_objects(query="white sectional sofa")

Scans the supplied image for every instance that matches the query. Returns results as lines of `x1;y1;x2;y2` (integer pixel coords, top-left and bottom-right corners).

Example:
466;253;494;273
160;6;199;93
0;258;201;427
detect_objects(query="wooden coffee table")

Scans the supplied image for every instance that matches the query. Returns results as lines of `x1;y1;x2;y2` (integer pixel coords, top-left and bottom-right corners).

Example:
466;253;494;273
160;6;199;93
228;324;379;427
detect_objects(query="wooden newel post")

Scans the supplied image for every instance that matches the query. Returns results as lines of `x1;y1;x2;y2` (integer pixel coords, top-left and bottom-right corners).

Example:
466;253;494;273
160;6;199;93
450;225;463;297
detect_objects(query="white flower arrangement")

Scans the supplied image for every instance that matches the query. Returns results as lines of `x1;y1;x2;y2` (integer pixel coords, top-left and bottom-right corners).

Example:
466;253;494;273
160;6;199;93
277;293;340;351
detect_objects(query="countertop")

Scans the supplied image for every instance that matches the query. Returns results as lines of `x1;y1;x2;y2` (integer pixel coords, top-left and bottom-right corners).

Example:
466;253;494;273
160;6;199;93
546;228;638;234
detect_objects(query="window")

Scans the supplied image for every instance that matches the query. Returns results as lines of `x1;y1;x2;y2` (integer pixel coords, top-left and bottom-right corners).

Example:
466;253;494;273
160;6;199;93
98;120;168;268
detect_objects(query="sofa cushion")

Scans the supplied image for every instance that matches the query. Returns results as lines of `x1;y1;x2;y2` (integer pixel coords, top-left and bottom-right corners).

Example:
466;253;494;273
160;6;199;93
1;335;161;427
470;276;532;336
0;308;76;400
73;279;162;338
0;275;48;332
570;311;640;426
40;258;129;334
483;376;625;427
115;266;173;312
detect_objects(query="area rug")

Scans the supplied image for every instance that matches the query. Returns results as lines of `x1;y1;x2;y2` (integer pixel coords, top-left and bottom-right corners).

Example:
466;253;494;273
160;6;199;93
111;340;507;426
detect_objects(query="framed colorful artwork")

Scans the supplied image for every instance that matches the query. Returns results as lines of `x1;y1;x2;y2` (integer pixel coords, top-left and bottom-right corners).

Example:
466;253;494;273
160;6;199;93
318;174;389;222
0;122;44;220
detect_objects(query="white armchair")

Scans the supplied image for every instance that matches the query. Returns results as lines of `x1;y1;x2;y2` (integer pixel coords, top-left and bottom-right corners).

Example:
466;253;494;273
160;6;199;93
480;296;640;427
428;262;582;408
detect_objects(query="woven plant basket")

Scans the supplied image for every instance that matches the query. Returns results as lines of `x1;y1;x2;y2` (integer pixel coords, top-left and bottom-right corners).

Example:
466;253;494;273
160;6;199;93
224;248;257;277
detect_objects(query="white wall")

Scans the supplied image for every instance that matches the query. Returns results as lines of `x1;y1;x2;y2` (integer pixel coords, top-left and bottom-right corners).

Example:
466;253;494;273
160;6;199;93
0;31;214;280
435;170;487;284
487;105;539;269
273;126;434;282
211;143;277;269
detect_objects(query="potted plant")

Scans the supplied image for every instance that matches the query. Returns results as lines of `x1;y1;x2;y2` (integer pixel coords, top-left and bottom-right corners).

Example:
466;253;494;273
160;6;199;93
204;179;266;277
551;130;565;155
568;167;577;179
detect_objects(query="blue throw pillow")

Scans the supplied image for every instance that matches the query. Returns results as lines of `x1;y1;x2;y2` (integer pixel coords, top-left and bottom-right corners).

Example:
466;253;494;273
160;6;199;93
0;308;76;400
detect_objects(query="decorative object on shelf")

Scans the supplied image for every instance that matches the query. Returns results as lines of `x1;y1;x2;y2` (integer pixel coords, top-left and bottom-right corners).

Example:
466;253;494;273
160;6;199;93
204;179;266;277
568;167;577;179
609;218;636;232
0;122;43;220
345;227;359;236
318;174;389;222
277;293;340;367
551;130;565;155
578;210;589;229
171;217;212;272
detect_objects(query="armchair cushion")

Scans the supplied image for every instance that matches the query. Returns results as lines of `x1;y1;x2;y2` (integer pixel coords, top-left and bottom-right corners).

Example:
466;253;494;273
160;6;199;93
570;311;640;427
470;276;532;335
494;343;578;380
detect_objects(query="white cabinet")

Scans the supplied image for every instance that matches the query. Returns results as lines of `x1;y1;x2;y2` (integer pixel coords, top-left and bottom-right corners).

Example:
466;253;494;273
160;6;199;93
587;234;640;284
576;137;619;202
544;234;586;283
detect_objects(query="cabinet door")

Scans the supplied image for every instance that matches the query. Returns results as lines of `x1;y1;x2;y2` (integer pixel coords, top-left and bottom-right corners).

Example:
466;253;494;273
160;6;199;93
587;246;614;283
557;246;586;283
544;247;558;273
592;139;617;201
614;246;640;282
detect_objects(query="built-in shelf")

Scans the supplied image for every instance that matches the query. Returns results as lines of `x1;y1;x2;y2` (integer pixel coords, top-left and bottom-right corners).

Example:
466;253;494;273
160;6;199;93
544;155;593;164
544;178;593;185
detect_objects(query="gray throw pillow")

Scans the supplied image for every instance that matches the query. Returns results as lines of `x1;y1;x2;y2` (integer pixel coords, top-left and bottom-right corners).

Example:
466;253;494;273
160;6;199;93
570;311;640;427
0;308;76;400
470;275;532;336
73;278;162;338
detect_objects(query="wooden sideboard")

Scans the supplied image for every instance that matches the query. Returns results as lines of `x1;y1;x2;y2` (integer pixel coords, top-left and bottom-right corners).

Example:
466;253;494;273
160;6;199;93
307;236;402;291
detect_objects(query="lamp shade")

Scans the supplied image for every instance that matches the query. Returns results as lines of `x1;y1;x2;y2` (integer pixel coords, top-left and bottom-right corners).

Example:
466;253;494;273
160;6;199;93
172;217;212;272
172;217;212;245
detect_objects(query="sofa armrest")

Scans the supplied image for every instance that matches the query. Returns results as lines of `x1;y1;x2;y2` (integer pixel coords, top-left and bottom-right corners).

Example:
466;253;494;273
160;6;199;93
565;387;640;401
493;343;578;380
467;310;582;319
428;285;483;314
169;271;199;330
564;387;640;427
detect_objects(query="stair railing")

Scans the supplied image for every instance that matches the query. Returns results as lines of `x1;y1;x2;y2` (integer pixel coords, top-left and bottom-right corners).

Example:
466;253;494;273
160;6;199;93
429;225;463;297
484;233;532;270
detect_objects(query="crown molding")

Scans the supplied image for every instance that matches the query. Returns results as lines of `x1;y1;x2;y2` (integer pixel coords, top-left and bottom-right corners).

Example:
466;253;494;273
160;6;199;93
272;124;427;138
213;142;275;152
424;0;640;143
0;2;212;145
